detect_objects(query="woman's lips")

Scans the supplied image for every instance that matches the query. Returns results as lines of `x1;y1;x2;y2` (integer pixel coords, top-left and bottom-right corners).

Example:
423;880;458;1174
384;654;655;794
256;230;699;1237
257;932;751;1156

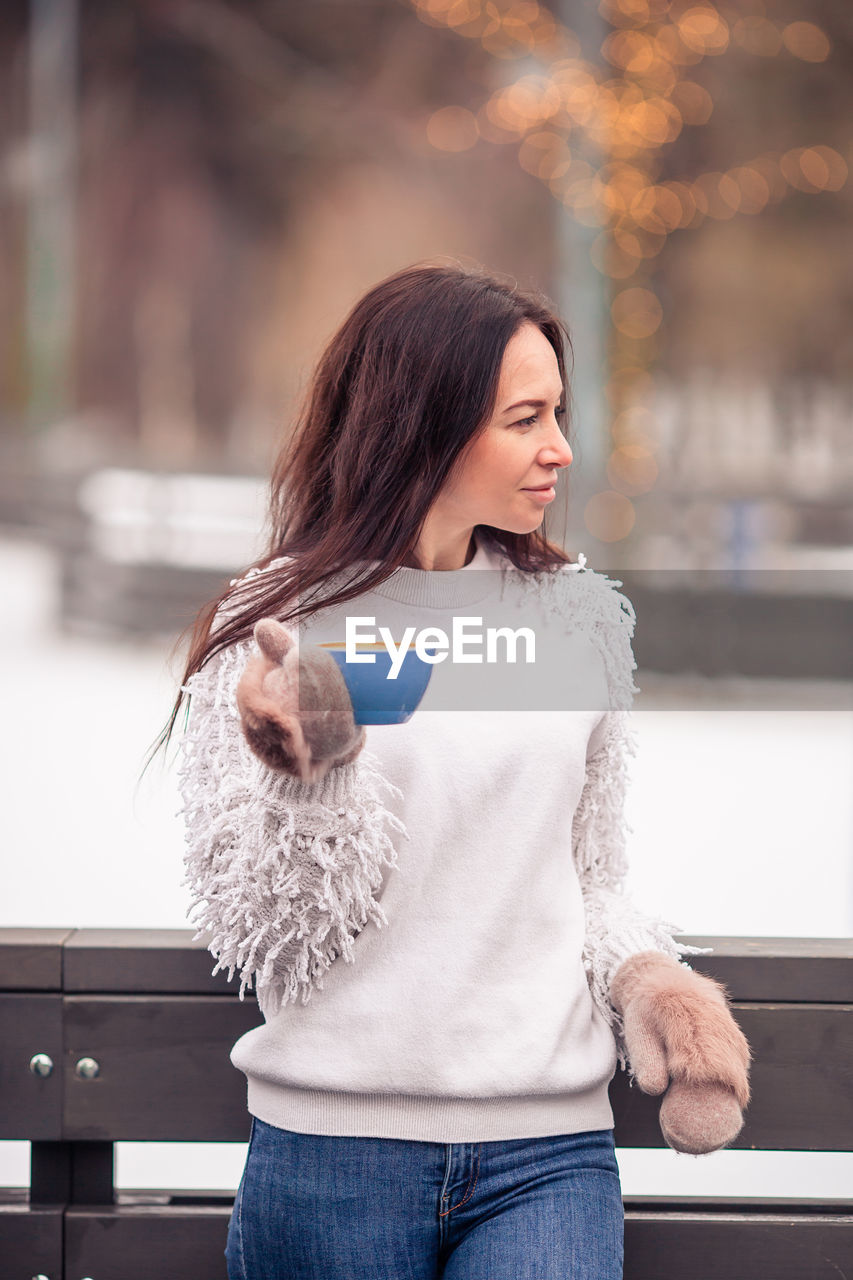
522;486;556;502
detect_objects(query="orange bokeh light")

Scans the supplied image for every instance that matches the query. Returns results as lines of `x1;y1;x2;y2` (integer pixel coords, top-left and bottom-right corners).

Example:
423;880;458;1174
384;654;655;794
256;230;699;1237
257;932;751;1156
611;404;662;447
589;232;643;279
605;367;656;408
611;287;663;338
426;106;480;151
584;490;636;542
676;7;729;56
780;145;848;193
781;22;830;62
607;444;659;494
668;79;713;126
727;165;770;214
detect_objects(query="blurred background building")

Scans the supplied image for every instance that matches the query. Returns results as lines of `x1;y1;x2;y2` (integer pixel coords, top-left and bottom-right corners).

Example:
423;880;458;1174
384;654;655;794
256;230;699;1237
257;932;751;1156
0;0;851;636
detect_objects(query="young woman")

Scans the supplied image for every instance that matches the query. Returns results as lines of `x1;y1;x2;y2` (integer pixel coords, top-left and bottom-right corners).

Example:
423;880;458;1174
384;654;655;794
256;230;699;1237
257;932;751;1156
167;262;752;1280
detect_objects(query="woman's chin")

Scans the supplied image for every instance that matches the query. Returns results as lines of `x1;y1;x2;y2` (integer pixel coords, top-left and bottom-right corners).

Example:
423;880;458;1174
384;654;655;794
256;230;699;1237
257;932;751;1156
519;511;547;533
501;505;547;532
489;518;545;537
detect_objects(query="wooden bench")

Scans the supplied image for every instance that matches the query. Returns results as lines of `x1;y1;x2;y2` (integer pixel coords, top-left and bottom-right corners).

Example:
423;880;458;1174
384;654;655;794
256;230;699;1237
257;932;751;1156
1;929;850;1278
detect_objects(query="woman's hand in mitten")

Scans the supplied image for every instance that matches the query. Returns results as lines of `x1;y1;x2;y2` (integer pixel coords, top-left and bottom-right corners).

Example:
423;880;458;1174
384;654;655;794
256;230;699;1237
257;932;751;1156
610;950;752;1155
236;618;366;784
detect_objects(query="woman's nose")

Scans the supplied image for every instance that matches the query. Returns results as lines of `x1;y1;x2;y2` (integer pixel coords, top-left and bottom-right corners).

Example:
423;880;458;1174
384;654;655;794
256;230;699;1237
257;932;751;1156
544;425;572;467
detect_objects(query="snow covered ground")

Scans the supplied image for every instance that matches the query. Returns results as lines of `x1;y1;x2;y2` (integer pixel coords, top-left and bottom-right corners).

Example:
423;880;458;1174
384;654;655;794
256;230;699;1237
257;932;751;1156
2;535;851;1198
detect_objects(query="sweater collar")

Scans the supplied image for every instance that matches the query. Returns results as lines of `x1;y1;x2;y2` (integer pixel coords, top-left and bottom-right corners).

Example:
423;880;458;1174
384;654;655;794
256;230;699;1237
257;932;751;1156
368;531;507;609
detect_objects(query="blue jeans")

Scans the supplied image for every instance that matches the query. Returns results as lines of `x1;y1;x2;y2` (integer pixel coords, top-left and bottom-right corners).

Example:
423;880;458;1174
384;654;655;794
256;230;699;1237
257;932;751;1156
225;1116;624;1279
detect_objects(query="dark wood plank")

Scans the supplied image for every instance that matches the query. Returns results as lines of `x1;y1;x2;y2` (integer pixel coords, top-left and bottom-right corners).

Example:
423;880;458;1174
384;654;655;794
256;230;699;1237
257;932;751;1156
63;996;261;1140
63;928;239;996
0;928;73;990
54;994;853;1150
611;1003;853;1150
57;931;853;1000
622;1196;853;1213
0;994;63;1139
66;1203;231;1280
624;1209;853;1280
0;1201;63;1276
683;937;853;1003
58;1203;853;1280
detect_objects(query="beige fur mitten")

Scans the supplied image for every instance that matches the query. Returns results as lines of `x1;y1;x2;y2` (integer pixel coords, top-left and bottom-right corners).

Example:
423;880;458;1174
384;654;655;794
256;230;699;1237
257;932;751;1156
236;618;366;784
610;950;752;1155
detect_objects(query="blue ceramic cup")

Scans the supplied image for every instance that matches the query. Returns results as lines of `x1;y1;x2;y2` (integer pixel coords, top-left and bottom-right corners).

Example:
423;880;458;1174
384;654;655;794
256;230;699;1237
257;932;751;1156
319;641;437;725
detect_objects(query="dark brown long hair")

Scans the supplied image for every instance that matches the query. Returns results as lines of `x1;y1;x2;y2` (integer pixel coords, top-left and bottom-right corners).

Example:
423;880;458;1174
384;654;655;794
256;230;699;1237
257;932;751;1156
155;260;579;756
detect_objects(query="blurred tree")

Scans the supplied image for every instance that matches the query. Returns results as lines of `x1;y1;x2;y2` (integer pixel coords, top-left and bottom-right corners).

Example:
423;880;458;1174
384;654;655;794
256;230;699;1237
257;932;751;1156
409;0;852;540
8;0;553;465
0;0;849;494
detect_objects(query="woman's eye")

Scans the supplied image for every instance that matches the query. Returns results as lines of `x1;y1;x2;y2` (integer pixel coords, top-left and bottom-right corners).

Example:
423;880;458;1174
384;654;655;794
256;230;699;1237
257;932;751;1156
515;406;567;428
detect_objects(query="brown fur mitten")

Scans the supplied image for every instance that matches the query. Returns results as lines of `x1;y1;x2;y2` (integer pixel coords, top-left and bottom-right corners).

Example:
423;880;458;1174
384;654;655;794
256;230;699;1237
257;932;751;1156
610;950;752;1155
235;618;366;784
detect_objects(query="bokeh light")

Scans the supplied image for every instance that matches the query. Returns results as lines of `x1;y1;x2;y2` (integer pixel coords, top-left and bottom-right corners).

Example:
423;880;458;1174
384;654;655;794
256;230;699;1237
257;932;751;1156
610;404;662;447
607;443;659;494
518;130;572;178
781;22;831;63
605;367;656;409
727;165;770;215
611;287;663;338
412;0;847;542
591;238;641;278
780;145;848;193
584;489;637;541
426;106;480;151
668;79;713;125
676;7;730;57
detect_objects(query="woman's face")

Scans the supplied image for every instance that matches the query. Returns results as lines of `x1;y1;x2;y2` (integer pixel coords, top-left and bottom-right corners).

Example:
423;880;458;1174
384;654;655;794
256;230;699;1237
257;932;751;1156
439;321;574;536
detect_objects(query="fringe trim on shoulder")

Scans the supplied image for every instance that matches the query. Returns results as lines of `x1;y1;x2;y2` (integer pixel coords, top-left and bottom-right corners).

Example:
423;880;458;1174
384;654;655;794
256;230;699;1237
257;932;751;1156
176;640;410;1019
501;557;640;712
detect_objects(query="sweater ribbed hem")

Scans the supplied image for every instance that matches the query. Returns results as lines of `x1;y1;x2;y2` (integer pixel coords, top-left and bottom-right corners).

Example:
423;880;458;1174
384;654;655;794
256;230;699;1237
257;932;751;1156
243;1078;615;1143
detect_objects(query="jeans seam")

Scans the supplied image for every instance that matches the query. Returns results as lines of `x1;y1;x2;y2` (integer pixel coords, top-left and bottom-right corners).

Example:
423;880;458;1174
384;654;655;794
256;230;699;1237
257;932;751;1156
237;1176;247;1279
236;1117;255;1280
439;1143;481;1217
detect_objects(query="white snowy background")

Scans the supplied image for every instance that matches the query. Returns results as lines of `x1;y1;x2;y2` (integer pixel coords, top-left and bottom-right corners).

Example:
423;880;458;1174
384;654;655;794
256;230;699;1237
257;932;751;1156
2;535;851;1200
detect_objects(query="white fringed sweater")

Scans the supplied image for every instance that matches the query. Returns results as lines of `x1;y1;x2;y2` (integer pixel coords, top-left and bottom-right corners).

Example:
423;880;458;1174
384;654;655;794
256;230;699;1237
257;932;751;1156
177;532;710;1142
